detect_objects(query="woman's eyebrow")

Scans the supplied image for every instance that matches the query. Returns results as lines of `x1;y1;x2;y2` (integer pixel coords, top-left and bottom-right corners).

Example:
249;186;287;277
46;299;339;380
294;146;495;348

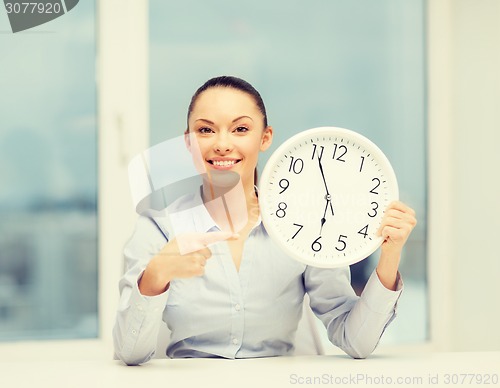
195;116;254;125
195;118;215;124
232;116;253;123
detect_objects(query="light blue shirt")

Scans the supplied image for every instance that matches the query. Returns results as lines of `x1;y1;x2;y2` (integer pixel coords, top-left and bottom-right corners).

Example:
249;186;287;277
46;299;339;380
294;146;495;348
113;190;402;365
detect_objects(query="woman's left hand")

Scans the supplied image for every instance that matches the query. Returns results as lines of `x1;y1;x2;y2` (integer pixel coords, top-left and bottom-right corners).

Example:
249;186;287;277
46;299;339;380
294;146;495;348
378;201;417;255
376;201;417;290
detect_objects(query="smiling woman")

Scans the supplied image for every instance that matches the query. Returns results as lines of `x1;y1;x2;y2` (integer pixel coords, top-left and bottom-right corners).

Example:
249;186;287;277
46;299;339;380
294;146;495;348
112;76;416;365
149;0;428;349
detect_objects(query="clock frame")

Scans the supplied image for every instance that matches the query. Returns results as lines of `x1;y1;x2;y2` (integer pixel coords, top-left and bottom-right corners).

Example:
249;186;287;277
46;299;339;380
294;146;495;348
258;127;399;268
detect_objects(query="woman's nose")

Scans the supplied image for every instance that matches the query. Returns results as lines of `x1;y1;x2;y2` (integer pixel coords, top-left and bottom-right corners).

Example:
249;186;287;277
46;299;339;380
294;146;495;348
214;132;232;153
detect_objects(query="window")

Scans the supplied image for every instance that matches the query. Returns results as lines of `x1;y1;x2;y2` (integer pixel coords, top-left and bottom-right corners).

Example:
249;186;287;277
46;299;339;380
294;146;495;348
149;0;427;346
0;2;97;340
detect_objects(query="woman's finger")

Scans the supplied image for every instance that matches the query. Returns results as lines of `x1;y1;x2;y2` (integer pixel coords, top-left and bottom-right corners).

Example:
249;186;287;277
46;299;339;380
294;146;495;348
177;231;239;255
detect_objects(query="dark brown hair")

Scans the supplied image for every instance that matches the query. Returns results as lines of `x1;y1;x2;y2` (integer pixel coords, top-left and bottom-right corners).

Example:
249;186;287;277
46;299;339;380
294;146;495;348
187;76;268;128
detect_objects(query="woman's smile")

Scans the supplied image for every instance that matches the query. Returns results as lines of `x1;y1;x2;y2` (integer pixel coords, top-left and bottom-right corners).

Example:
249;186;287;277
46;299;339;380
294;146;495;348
206;157;242;170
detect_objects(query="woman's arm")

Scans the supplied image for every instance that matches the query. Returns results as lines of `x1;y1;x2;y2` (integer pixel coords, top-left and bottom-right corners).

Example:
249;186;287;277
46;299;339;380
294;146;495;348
113;217;237;365
138;231;236;296
305;266;401;359
112;216;170;366
305;201;416;359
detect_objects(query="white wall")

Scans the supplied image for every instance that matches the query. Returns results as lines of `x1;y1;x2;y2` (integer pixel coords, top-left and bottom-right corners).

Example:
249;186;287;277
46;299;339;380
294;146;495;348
98;0;149;344
428;0;500;351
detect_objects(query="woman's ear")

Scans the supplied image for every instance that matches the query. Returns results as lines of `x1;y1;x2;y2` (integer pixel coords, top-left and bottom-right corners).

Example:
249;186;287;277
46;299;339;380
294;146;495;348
184;129;191;151
260;126;273;152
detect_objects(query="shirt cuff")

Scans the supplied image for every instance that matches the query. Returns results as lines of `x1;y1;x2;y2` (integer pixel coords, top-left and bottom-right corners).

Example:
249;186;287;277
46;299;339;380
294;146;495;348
360;269;403;315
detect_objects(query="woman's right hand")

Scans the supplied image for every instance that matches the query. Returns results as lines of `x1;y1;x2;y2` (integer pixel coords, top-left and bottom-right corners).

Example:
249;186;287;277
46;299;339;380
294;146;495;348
138;231;237;296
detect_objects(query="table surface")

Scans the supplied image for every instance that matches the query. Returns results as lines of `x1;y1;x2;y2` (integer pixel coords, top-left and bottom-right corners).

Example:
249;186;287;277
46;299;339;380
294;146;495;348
1;341;499;388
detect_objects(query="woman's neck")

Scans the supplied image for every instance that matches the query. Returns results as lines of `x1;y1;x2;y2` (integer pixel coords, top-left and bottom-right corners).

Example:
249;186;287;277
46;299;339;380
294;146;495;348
201;175;259;233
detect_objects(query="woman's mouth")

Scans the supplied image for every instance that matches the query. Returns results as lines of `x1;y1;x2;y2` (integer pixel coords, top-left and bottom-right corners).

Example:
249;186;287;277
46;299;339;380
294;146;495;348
207;158;242;169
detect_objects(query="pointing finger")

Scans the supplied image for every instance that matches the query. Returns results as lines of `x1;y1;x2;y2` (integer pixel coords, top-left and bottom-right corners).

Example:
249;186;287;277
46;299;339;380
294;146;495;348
198;231;239;247
177;231;239;255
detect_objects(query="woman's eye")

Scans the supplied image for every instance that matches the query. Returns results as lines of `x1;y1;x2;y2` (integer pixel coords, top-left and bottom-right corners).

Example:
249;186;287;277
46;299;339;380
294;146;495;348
234;126;249;133
198;127;214;134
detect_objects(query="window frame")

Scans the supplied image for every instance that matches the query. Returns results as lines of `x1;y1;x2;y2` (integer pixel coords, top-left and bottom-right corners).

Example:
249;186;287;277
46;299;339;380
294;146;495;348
97;0;149;345
0;0;459;354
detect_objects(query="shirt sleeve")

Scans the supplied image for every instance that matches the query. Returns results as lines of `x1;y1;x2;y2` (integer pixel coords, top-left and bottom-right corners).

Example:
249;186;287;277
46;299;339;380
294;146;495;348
112;216;170;366
304;266;403;359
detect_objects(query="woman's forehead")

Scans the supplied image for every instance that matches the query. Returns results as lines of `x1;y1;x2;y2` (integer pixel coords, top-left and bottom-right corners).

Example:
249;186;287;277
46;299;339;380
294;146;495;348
190;87;260;121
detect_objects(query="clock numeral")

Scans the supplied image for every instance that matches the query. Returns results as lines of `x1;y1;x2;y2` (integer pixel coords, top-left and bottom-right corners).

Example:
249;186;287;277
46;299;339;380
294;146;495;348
332;143;347;162
275;202;287;218
291;223;303;239
311;143;324;160
359;156;365;172
278;178;289;194
358;224;369;238
368;202;378;217
289;156;304;174
369;178;381;195
335;235;348;251
311;236;322;252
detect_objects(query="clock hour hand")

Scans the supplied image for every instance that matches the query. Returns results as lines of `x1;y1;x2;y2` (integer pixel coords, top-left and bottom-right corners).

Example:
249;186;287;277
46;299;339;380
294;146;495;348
319;198;334;235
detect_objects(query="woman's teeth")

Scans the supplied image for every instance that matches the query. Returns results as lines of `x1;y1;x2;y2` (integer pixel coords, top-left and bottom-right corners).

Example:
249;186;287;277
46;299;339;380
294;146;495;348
212;160;237;167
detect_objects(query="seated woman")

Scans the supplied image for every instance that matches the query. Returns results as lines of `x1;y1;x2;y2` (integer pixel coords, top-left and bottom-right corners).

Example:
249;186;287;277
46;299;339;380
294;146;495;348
113;76;417;365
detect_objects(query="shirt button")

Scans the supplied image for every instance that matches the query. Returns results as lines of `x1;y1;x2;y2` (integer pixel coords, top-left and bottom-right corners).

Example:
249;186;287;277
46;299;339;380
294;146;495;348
235;304;241;311
131;329;137;335
232;338;239;345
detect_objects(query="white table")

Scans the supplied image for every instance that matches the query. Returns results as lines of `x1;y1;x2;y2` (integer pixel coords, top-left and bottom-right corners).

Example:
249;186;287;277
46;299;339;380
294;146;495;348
1;341;499;387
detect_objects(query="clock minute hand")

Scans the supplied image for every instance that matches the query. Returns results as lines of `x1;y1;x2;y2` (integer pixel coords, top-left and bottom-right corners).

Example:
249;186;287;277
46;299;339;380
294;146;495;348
318;157;330;196
318;157;335;235
318;157;335;214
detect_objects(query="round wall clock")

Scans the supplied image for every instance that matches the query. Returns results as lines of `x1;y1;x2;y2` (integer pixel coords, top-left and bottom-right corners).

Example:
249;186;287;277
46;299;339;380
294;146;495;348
258;127;399;268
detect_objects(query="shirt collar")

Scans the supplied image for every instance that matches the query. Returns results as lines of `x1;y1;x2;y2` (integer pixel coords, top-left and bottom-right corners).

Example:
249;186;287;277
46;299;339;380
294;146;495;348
192;187;220;233
154;185;265;237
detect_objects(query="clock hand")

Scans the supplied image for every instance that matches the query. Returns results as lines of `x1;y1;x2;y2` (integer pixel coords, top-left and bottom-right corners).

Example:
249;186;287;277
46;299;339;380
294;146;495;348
318;157;335;214
318;156;330;196
319;198;335;235
319;202;328;235
318;156;335;235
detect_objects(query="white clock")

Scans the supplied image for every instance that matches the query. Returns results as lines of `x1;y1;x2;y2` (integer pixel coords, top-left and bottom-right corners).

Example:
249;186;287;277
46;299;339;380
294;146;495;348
258;127;399;268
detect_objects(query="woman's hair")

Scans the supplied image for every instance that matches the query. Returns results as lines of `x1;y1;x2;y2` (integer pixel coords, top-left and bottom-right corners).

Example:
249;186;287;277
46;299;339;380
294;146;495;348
187;75;268;128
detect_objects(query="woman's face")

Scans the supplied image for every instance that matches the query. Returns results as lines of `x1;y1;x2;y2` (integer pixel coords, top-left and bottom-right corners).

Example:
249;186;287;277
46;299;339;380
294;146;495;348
187;87;273;188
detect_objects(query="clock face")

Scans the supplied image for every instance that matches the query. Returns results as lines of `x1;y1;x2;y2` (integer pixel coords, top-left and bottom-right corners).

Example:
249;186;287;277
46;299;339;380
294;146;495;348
259;127;399;268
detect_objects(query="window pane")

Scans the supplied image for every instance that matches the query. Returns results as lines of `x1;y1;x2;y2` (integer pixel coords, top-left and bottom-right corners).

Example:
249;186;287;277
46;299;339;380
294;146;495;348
0;2;97;340
149;0;427;344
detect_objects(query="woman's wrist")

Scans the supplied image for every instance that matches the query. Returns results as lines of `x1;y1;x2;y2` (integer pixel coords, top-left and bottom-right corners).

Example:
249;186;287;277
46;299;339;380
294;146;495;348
376;247;401;291
138;258;173;296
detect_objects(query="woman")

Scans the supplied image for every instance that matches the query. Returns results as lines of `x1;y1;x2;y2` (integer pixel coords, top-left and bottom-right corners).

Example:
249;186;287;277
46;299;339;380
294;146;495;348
113;76;417;365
